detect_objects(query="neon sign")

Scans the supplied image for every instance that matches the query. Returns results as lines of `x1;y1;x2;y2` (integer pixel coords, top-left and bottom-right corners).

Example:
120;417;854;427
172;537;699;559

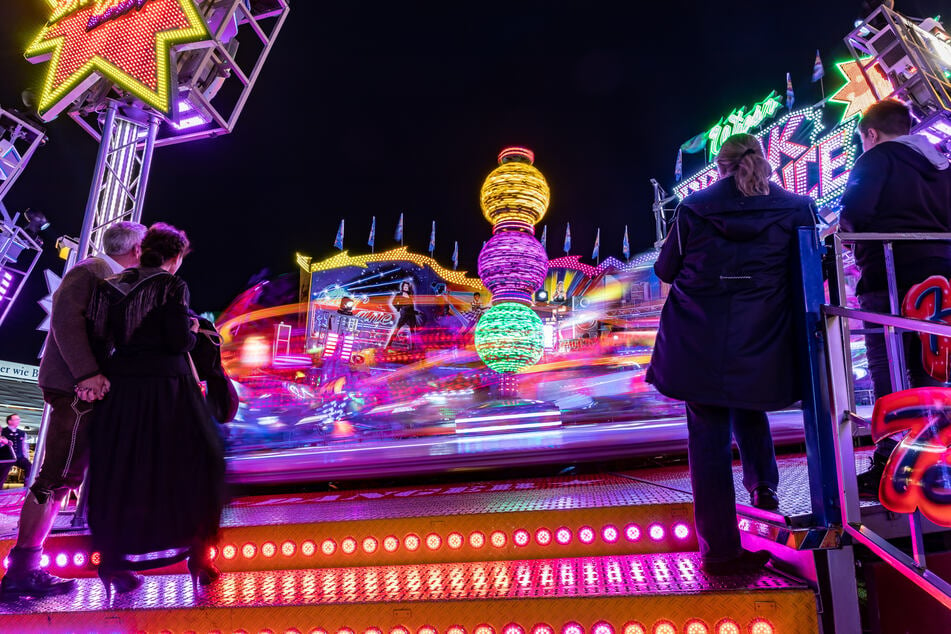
674;106;859;207
26;0;209;118
871;387;951;527
828;58;895;122
903;275;951;382
705;92;784;160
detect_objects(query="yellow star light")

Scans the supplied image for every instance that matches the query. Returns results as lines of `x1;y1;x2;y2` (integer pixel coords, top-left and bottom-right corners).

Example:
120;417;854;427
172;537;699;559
26;0;209;118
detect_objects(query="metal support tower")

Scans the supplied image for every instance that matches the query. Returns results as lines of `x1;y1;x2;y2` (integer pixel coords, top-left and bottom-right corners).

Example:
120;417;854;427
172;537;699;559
76;102;160;260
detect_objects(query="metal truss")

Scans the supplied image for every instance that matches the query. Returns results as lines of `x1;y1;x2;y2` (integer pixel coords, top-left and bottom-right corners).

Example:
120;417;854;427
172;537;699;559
0;107;46;202
67;0;291;147
845;6;951;146
76;102;160;260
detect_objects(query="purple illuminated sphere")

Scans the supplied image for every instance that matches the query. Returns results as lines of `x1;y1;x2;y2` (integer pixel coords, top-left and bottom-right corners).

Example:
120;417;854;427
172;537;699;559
477;231;548;304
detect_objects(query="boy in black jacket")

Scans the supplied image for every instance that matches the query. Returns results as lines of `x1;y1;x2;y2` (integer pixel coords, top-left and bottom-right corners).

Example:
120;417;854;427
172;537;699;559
839;99;951;497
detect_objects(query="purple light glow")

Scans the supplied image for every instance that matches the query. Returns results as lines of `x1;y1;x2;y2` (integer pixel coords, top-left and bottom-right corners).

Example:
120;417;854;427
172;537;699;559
648;524;665;541
477;230;548;305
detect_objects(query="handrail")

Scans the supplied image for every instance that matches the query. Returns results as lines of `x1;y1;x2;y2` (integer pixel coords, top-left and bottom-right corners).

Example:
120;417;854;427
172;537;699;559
837;232;951;241
820;229;951;618
823;305;951;337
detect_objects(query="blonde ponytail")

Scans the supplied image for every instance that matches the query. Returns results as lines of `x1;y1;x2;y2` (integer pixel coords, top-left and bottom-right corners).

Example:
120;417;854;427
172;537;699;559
716;133;772;197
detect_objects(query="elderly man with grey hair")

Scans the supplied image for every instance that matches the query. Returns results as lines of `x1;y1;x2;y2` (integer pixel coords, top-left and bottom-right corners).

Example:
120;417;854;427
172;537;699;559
0;221;145;599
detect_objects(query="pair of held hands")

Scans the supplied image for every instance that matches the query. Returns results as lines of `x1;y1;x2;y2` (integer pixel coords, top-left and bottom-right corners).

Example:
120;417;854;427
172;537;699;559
74;317;200;403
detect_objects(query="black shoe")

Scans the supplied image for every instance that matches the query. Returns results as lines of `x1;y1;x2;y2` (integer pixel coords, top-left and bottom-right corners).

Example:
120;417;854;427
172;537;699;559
0;570;76;599
857;460;886;501
98;568;144;603
701;549;771;576
750;485;780;510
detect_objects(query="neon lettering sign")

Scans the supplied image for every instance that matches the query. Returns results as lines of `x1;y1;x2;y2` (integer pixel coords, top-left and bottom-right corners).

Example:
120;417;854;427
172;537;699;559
902;275;951;382
706;92;784;159
674;106;859;207
27;0;209;117
871;387;951;527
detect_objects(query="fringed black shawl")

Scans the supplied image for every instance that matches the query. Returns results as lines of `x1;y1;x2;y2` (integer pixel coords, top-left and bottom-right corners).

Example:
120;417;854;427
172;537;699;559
89;267;190;348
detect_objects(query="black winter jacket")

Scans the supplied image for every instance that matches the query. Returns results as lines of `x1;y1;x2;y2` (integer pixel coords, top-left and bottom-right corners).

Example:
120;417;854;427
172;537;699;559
646;177;817;411
839;140;951;295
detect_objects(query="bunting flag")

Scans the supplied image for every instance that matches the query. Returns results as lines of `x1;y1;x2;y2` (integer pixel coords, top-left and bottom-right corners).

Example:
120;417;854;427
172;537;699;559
452;241;459;270
812;50;825;83
540;225;548;251
674;148;684;182
395;213;404;244
680;131;708;154
786;72;795;110
428;221;436;254
334;219;345;251
592;228;600;261
564;223;572;254
368;216;376;251
622;225;630;260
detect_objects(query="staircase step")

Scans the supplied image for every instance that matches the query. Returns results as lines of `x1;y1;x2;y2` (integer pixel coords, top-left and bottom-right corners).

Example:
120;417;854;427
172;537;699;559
2;474;696;577
0;553;818;633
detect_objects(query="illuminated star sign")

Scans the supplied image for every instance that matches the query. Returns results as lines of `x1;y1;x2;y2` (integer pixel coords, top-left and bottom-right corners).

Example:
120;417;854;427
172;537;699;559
829;58;895;122
26;0;210;119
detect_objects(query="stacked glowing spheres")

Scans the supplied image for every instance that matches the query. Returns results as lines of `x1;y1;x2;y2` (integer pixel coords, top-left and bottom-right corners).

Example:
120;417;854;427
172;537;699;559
477;231;548;304
480;148;551;228
474;147;549;375
474;303;545;374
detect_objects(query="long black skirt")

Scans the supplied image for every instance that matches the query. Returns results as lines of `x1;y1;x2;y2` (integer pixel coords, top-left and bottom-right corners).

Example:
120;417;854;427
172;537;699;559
88;370;226;567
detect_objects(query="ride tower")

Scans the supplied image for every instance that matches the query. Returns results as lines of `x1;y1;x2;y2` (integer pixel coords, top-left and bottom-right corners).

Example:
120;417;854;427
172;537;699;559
26;0;291;259
22;0;290;505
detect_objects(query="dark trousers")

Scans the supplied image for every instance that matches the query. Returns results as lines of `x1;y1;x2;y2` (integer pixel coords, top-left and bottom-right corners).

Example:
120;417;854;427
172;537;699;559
0;456;32;486
686;402;779;562
859;291;948;461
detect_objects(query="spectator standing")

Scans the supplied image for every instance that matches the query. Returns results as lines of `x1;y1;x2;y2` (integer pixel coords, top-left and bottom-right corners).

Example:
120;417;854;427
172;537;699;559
647;133;817;575
0;414;32;486
0;222;145;599
838;99;951;497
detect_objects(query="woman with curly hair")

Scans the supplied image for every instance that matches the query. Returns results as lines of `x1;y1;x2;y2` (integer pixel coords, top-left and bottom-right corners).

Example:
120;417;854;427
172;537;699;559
88;222;225;598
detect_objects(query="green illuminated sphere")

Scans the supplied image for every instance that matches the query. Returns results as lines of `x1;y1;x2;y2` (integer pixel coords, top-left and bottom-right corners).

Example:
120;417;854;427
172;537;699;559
474;302;545;374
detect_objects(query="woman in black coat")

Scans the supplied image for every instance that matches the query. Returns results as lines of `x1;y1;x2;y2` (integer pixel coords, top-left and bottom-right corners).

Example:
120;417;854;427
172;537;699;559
646;133;817;575
88;223;226;599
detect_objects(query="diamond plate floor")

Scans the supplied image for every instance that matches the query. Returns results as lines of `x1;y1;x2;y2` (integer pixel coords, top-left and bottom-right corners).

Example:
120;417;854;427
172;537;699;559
618;448;880;521
0;553;818;633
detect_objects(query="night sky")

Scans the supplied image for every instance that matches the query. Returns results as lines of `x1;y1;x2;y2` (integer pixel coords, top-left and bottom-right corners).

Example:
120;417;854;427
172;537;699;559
0;0;945;363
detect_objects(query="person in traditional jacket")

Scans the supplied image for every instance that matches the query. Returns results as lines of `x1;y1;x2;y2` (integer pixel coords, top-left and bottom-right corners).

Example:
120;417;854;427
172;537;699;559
88;223;225;599
0;221;144;599
646;133;817;576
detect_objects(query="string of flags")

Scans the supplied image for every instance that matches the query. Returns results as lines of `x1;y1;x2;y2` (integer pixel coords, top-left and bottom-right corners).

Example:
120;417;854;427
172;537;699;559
334;216;635;264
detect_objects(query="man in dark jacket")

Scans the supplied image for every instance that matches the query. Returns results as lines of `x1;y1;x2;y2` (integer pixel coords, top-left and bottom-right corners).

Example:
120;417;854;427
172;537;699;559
0;414;32;486
0;222;144;599
838;99;951;497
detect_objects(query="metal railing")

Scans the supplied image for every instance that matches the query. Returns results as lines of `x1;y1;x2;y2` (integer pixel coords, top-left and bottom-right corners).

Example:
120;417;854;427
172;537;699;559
823;231;951;611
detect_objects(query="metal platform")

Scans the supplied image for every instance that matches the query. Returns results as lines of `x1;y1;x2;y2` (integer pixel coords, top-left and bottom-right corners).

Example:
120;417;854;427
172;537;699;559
0;553;818;633
0;449;899;581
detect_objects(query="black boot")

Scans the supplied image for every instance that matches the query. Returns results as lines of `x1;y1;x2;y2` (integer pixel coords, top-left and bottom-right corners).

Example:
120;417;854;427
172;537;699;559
0;546;76;599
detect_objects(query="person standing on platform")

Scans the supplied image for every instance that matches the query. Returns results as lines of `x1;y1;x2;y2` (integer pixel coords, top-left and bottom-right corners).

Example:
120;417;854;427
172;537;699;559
0;414;32;486
0;222;145;599
86;223;225;599
838;99;951;498
647;133;817;576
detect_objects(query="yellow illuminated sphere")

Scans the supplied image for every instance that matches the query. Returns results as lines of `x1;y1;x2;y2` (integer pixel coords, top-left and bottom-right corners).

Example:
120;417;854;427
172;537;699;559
480;147;551;227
